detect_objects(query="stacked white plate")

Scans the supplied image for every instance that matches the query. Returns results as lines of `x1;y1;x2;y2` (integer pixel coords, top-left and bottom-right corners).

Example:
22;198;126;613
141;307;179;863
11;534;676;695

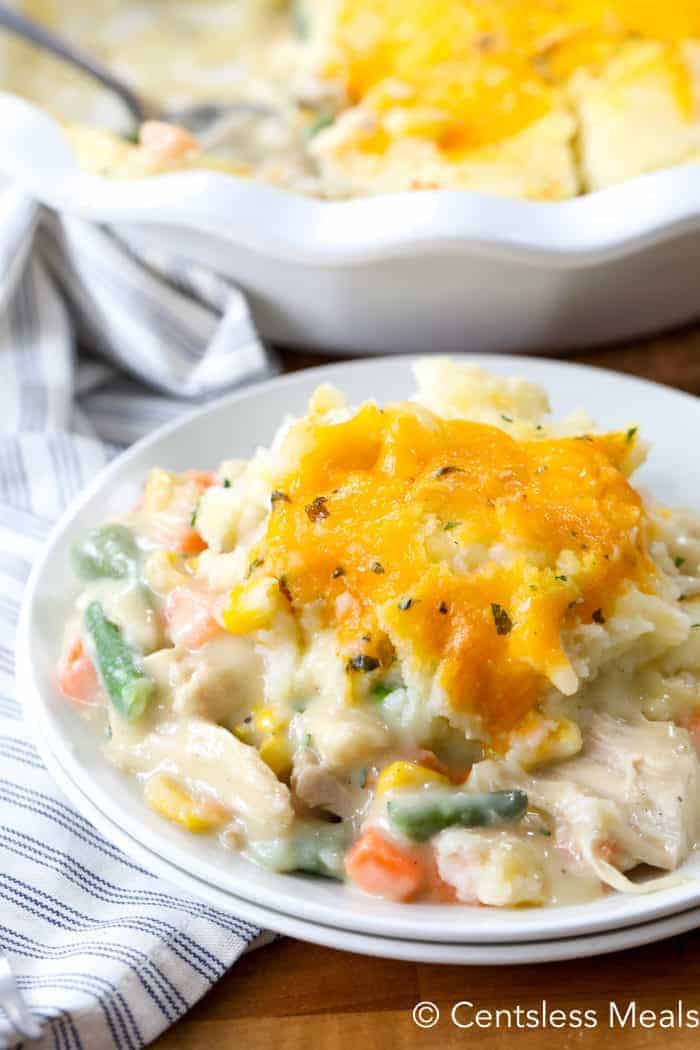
18;355;700;964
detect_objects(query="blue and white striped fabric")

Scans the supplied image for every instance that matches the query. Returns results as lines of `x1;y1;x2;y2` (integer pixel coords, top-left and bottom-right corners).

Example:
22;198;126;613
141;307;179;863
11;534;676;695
0;185;280;1049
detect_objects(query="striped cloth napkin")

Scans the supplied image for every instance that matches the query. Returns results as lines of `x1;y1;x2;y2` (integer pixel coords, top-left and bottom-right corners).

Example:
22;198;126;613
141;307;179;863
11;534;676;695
0;186;279;1049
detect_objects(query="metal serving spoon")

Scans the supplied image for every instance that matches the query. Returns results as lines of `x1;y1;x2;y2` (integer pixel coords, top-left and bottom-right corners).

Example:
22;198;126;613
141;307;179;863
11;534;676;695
0;4;275;148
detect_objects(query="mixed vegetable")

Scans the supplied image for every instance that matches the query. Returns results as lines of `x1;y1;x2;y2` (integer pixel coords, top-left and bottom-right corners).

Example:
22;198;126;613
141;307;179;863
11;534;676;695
72;524;140;580
387;790;529;843
83;601;155;722
58;480;536;903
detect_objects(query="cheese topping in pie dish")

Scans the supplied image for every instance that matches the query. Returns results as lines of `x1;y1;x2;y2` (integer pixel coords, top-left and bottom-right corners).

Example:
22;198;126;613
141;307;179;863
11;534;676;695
4;1;700;198
57;359;700;906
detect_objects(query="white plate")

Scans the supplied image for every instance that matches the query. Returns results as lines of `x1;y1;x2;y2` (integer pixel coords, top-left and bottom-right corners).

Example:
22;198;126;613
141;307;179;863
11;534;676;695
2;94;700;354
34;714;700;965
17;354;700;947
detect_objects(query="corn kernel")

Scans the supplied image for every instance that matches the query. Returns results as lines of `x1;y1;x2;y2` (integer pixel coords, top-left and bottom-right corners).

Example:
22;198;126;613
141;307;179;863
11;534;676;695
376;760;450;796
143;467;175;512
255;706;286;736
144;773;229;833
144;549;188;594
259;733;293;781
222;577;278;635
232;720;255;745
546;718;582;761
507;713;582;770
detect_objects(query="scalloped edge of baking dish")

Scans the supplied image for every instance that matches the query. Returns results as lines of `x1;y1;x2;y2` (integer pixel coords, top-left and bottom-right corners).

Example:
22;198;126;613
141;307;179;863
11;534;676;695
1;92;700;269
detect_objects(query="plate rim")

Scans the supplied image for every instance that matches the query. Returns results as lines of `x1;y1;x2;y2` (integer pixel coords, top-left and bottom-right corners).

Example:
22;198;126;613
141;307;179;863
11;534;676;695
17;353;700;946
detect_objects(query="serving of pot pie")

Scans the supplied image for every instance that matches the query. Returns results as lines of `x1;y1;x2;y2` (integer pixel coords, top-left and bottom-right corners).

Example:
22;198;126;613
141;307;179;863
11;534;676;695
3;1;700;198
57;359;700;906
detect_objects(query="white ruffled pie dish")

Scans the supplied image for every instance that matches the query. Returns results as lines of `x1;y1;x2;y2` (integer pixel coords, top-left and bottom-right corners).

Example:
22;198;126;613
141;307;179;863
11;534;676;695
1;93;700;355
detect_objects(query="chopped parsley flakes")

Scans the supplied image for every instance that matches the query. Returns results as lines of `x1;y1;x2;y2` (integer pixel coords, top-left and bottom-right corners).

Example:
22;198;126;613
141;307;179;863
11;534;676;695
491;603;513;635
278;575;293;603
371;682;393;701
346;654;380;673
305;495;329;521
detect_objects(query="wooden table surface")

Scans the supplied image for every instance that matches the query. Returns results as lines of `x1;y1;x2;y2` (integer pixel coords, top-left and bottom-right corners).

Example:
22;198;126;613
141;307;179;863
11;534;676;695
156;325;700;1050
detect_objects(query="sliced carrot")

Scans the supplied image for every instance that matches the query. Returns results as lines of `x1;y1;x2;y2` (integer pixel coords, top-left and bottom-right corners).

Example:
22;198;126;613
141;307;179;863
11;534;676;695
183;469;217;492
165;586;222;649
176;526;208;555
415;748;469;785
150;518;208;555
415;749;450;777
144;469;214;553
59;637;99;703
139;121;199;160
345;828;426;902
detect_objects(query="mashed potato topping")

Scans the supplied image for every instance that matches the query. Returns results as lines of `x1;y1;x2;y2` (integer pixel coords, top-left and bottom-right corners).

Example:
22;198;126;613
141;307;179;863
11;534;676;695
5;1;700;197
257;400;650;739
57;360;700;906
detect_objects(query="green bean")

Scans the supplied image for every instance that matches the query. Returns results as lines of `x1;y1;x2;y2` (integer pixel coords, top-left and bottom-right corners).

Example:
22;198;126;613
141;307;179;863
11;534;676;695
247;821;347;879
84;601;154;721
387;789;528;842
370;682;394;702
291;822;347;880
71;524;140;580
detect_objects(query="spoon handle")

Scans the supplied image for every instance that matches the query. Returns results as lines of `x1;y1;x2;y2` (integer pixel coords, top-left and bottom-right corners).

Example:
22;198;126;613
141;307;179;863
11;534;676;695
0;4;157;126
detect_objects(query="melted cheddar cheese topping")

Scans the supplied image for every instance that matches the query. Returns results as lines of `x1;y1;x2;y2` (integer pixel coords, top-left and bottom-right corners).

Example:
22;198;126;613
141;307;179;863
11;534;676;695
322;0;700;153
260;402;652;741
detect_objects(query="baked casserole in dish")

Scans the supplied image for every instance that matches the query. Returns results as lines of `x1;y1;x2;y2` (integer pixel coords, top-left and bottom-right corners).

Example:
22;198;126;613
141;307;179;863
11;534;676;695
4;1;700;200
